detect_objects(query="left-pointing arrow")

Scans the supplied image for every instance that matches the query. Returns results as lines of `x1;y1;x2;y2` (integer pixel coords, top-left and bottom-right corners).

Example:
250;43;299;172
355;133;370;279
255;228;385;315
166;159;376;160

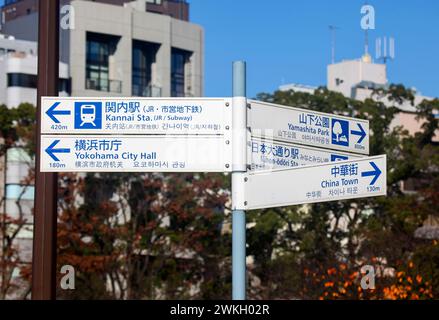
45;140;70;161
46;102;71;123
361;161;382;185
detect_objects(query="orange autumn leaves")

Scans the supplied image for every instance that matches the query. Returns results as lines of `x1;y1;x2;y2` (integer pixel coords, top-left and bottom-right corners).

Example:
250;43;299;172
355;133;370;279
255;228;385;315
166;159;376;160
382;263;433;300
304;261;433;300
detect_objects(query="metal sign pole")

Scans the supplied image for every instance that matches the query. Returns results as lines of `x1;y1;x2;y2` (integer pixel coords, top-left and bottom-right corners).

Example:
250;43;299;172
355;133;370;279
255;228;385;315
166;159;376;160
32;0;60;300
232;61;247;300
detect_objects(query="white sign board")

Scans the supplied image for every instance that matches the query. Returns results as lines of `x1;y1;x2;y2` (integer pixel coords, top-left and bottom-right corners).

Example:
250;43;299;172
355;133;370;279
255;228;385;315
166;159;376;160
41;97;232;135
40;135;232;172
242;155;386;210
250;137;362;171
249;99;369;155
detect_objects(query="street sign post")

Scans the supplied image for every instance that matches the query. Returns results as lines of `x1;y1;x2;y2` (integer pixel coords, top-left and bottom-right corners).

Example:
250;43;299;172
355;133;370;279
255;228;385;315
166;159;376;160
41;97;232;135
40;135;232;172
250;137;362;171
242;155;386;210
249;99;370;155
231;61;247;300
36;59;385;301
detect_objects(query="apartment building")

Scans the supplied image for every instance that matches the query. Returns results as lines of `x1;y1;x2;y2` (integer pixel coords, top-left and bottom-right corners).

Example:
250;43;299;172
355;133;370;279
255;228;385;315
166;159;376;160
1;0;203;98
0;34;70;107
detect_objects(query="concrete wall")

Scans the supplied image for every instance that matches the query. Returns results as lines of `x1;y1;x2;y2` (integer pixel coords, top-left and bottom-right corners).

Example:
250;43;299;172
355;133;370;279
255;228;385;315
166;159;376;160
327;59;387;98
1;12;38;42
1;0;204;97
1;8;73;64
0;35;37;54
70;0;203;97
0;54;70;108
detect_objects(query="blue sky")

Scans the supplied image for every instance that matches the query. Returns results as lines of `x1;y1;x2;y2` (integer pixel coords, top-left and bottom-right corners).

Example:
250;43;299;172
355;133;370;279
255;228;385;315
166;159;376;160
1;1;437;98
190;0;439;98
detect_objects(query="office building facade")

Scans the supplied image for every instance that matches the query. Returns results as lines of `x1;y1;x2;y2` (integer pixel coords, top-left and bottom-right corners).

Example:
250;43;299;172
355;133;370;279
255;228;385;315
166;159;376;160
1;0;203;98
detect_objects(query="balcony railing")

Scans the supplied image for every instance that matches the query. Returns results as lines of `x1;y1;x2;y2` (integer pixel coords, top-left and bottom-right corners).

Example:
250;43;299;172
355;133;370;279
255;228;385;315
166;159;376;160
132;84;162;97
86;78;122;93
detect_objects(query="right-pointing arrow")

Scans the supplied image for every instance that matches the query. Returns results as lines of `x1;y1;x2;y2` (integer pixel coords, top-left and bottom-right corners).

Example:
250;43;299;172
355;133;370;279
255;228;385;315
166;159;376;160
45;140;70;161
361;161;382;185
351;123;366;144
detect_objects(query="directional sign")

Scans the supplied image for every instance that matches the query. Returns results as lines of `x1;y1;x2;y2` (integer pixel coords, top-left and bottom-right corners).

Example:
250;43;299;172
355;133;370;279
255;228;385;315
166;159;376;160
40;135;232;172
250;138;362;171
248;99;369;155
242;155;386;210
41;97;232;135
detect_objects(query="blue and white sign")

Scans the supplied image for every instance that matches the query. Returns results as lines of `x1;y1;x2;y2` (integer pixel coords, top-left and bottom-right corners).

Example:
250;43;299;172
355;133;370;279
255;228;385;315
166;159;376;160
40;135;232;172
249;100;369;155
41;97;232;135
242;155;386;210
250;138;362;171
74;102;103;129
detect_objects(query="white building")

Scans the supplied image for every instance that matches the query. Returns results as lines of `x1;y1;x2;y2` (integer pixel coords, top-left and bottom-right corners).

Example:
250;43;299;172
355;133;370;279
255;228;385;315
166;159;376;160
280;54;437;140
0;36;70;107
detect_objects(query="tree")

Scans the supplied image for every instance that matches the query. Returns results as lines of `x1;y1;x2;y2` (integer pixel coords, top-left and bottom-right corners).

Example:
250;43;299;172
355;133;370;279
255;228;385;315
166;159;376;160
56;172;230;299
248;87;438;299
332;121;343;142
0;103;36;299
2;86;438;300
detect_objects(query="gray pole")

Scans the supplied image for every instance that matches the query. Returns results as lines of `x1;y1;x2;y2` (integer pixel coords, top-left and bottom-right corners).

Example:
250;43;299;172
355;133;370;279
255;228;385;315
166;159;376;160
232;61;247;300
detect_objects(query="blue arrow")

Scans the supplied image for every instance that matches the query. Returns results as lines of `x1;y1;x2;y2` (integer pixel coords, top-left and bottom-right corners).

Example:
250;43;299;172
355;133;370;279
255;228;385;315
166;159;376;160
361;161;382;185
45;140;70;162
351;123;366;144
46;102;70;123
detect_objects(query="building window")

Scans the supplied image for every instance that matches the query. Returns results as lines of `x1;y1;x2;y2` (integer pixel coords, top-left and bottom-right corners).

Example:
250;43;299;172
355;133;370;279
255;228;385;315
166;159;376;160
86;32;120;92
7;73;37;88
59;78;71;94
335;78;344;86
132;40;159;97
7;73;71;92
171;48;190;97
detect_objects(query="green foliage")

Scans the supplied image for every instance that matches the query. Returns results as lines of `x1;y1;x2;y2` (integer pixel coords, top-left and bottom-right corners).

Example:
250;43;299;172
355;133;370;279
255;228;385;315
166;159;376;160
0;103;36;155
248;86;438;299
